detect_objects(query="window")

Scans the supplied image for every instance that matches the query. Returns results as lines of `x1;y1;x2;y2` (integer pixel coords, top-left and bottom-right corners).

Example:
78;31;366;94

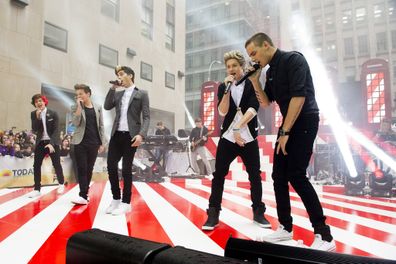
344;37;354;56
342;9;353;28
376;32;388;52
141;0;153;39
141;62;153;82
313;16;322;33
358;35;369;55
43;22;68;52
326;41;337;61
392;30;396;50
389;0;396;20
99;44;118;68
355;7;366;24
325;13;335;31
373;3;385;23
101;0;120;22
165;1;175;51
165;72;175;89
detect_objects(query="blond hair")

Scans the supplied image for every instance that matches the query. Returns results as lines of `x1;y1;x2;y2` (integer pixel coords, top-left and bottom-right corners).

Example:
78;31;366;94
223;50;246;67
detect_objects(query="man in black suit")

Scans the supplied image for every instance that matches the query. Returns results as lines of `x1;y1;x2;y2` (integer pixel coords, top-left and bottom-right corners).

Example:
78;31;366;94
29;94;65;198
154;121;171;168
104;65;150;215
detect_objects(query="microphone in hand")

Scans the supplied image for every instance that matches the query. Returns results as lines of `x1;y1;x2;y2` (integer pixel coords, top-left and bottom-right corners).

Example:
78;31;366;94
109;80;121;86
224;73;236;94
235;63;260;86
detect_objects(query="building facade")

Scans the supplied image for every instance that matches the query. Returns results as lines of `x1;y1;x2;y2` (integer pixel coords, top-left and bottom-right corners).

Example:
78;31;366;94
0;0;186;135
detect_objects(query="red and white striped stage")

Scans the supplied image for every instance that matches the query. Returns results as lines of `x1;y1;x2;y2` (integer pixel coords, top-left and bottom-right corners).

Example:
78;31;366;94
0;178;395;263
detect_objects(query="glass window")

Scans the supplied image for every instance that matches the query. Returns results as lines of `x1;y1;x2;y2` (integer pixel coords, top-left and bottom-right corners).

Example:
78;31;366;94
101;0;120;22
344;37;354;56
43;22;68;52
326;41;337;61
141;0;153;39
374;3;385;22
99;44;118;68
389;0;396;20
355;7;366;24
342;9;353;28
165;2;175;53
392;30;396;50
358;35;369;55
313;16;322;33
165;72;175;89
376;32;388;52
325;13;335;32
141;62;153;82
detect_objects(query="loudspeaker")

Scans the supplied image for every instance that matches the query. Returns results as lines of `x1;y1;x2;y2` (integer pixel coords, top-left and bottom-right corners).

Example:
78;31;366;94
225;237;395;264
66;229;171;264
151;246;249;264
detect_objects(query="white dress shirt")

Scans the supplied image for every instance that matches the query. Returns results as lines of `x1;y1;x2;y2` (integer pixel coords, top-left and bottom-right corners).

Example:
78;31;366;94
221;81;257;144
118;85;136;131
41;107;51;141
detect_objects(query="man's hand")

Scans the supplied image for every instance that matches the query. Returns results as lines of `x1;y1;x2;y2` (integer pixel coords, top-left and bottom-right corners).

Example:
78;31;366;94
36;109;42;119
98;145;105;153
202;136;207;141
234;131;245;147
45;144;55;153
131;134;143;147
276;135;289;155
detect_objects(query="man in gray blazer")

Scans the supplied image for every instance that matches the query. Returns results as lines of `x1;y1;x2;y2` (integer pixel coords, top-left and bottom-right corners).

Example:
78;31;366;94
70;84;106;205
104;65;150;215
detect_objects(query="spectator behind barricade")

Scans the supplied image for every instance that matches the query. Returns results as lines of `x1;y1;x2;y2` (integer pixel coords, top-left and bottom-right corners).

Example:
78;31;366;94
22;144;34;157
13;143;24;158
376;119;396;142
0;138;15;156
60;138;70;157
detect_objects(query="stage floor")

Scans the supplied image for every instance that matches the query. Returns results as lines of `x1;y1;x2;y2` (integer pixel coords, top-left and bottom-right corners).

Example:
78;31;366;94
0;179;395;263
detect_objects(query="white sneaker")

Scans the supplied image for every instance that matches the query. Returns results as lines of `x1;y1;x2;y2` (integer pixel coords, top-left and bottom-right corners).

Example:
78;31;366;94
71;196;88;205
105;199;120;214
310;234;336;252
57;184;65;194
28;190;41;198
257;225;293;243
111;202;131;215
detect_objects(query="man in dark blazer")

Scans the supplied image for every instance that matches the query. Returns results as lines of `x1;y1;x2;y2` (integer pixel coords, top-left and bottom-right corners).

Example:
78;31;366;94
29;94;65;198
104;65;150;215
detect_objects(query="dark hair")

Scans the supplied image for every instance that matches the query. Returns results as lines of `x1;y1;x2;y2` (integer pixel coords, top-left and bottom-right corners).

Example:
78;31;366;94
115;65;135;82
157;121;163;126
74;84;92;96
245;32;274;48
31;94;42;106
195;117;202;122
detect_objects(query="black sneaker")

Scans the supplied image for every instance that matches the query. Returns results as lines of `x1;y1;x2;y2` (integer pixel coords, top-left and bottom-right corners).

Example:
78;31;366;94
202;207;220;231
253;207;271;228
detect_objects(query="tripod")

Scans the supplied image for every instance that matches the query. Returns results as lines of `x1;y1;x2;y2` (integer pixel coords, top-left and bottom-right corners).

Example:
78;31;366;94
185;141;196;175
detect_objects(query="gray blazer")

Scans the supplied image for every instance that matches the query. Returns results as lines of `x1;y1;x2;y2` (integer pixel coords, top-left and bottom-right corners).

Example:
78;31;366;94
70;103;106;145
104;87;150;138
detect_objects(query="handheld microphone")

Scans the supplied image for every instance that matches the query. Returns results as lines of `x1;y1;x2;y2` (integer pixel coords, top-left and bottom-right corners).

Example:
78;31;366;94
79;101;84;109
235;63;260;86
224;73;236;94
109;80;121;86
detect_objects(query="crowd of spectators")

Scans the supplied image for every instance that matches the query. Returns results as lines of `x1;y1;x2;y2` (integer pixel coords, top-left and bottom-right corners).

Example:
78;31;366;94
0;127;72;159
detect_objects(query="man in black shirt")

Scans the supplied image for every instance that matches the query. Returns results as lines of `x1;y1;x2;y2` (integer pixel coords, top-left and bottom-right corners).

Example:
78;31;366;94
189;117;212;176
70;84;106;205
245;32;335;251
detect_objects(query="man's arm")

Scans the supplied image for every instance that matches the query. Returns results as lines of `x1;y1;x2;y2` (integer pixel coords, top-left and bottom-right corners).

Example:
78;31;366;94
71;104;82;126
249;69;271;108
217;83;230;116
104;88;116;110
139;91;150;138
31;111;42;133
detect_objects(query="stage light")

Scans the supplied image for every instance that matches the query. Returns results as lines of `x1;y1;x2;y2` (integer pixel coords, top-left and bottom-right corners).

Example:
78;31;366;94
370;168;393;197
345;173;365;196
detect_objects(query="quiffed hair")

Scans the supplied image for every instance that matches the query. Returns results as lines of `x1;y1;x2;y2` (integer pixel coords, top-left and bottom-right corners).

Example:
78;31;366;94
31;94;48;106
115;65;135;82
223;50;246;67
74;84;92;96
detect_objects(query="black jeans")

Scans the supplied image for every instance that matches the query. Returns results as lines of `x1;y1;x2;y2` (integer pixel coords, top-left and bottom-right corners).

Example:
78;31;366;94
272;114;332;240
74;143;100;199
33;140;64;191
107;131;137;204
209;138;265;210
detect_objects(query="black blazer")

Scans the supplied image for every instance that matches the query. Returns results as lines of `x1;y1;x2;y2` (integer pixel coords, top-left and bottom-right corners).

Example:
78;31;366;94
31;108;61;146
217;79;259;138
